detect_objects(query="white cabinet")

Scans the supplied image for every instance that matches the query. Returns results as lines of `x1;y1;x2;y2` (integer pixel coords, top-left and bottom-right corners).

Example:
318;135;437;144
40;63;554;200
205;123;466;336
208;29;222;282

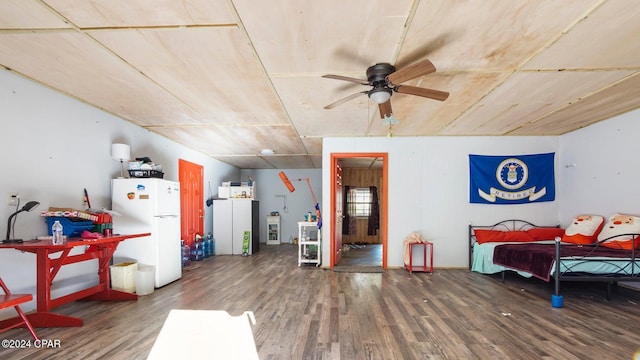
298;222;321;266
266;216;280;245
213;199;259;255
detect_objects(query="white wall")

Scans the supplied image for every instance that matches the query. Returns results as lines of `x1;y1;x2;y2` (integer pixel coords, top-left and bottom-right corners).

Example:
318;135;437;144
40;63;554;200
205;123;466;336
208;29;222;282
322;136;560;269
0;69;239;316
241;169;322;245
558;110;640;290
558;109;640;222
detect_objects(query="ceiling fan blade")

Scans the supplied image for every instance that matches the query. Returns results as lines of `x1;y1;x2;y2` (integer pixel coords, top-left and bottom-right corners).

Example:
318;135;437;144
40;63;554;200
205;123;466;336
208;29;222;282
322;74;369;86
378;100;392;119
387;59;436;85
324;91;367;109
395;85;449;101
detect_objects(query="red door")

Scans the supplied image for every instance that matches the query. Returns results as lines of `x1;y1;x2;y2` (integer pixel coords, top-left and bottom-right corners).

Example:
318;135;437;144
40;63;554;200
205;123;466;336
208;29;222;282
178;159;204;245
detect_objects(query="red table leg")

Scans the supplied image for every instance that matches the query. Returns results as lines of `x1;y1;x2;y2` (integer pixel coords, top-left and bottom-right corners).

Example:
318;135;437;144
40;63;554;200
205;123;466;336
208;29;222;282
0;312;82;328
84;289;137;301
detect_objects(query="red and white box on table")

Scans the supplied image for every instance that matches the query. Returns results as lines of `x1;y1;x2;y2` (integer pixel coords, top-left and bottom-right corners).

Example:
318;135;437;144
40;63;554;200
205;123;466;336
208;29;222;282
403;233;433;273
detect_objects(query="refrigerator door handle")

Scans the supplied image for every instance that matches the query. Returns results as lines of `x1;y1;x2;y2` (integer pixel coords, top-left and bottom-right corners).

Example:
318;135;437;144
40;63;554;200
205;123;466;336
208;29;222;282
155;215;179;219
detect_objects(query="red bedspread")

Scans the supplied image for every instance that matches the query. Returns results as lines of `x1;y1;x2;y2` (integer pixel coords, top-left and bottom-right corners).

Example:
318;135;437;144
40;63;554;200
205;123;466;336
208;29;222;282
492;243;633;281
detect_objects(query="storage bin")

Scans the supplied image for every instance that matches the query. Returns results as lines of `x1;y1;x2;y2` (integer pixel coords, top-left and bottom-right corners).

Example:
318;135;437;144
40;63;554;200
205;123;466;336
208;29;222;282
46;217;95;237
110;262;138;293
128;170;164;178
135;266;155;295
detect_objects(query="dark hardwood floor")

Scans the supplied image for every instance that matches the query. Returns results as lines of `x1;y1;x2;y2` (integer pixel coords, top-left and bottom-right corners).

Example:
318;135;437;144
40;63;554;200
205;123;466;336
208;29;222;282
2;244;640;359
335;243;382;270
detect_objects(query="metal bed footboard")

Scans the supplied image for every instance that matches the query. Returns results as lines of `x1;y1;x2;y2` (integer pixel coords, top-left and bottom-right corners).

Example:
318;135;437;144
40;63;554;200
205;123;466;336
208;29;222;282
554;234;640;300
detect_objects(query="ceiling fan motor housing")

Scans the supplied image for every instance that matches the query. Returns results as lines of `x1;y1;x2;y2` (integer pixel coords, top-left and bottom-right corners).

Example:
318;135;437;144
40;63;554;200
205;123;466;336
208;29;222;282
367;63;396;99
367;63;396;86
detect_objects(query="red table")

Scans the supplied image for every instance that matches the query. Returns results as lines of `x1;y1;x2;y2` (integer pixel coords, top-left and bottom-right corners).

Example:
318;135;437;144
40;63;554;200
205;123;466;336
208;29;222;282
404;241;434;273
0;233;149;328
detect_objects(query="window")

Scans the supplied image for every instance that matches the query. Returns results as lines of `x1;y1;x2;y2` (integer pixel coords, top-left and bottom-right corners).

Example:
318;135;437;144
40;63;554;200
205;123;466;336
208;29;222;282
347;188;371;217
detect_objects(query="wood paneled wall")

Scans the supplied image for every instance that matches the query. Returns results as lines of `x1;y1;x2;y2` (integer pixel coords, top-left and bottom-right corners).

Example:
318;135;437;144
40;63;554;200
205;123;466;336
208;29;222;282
342;167;383;244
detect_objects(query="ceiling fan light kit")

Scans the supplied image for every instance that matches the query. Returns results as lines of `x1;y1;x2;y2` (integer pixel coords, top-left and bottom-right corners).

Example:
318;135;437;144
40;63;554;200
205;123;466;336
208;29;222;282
369;89;391;104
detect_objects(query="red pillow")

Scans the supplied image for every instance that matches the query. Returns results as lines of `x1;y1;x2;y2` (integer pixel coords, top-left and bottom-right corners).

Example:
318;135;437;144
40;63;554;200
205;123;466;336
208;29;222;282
503;231;534;242
475;230;533;244
474;229;504;244
526;228;565;241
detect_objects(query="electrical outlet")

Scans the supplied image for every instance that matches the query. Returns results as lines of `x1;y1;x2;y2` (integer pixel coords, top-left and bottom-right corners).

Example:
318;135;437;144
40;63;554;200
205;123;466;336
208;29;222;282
8;193;19;206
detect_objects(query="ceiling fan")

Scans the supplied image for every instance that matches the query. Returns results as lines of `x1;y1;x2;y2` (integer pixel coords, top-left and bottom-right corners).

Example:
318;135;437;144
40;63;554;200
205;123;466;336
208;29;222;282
322;59;449;119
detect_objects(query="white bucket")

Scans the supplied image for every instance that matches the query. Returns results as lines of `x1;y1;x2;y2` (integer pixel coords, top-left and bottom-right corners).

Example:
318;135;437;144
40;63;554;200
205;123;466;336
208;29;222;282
135;266;155;295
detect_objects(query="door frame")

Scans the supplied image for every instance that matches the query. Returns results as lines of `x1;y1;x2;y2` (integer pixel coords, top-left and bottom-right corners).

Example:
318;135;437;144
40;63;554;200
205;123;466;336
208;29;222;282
330;152;388;269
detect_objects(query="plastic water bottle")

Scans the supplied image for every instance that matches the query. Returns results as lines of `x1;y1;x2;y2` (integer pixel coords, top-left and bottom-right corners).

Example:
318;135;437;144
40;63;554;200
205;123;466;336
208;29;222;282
181;240;191;267
189;242;196;261
202;236;210;258
206;233;214;257
196;235;204;259
190;235;203;261
52;220;64;245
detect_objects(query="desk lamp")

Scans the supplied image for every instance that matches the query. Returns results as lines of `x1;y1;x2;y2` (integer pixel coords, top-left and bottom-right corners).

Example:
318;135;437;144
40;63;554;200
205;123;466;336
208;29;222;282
278;171;322;228
4;201;40;244
111;143;131;178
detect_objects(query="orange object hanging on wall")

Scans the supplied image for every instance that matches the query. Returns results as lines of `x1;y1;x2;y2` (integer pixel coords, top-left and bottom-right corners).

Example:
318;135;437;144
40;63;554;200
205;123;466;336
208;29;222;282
278;171;296;193
278;171;322;228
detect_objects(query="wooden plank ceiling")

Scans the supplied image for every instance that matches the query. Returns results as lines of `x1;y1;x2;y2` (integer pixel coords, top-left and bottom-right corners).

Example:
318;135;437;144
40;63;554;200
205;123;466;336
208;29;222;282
0;0;638;169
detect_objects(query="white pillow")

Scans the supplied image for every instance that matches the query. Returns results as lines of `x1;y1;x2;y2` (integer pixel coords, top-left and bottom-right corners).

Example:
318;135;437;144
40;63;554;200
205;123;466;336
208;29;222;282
598;214;640;250
562;215;604;244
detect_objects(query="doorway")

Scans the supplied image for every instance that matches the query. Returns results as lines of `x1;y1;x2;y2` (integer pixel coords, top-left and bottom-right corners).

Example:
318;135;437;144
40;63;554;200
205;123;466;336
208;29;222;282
330;153;388;269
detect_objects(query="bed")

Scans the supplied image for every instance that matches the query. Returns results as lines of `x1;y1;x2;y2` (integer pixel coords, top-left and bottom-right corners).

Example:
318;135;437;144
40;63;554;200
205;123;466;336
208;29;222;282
469;219;640;300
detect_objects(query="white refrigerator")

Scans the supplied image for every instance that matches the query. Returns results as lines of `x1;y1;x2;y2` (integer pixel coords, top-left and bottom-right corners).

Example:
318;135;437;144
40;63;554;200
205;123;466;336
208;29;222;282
112;178;182;288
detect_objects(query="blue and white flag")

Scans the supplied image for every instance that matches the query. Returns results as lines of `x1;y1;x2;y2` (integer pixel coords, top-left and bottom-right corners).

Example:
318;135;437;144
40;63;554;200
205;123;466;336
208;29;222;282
469;153;555;204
